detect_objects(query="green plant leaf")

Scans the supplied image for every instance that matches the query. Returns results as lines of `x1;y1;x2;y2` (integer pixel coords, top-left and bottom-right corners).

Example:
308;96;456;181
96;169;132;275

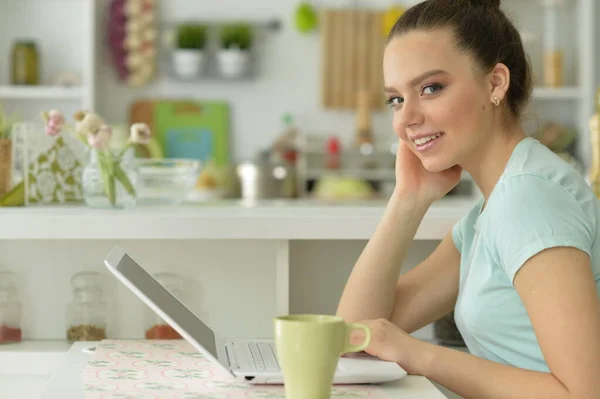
176;24;207;50
114;162;136;197
220;23;252;50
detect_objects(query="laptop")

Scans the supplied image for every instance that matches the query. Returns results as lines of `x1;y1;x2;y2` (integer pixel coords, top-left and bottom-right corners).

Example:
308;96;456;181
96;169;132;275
104;246;407;384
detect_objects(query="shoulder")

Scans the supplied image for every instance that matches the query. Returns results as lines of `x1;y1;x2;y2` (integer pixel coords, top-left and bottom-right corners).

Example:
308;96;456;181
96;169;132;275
482;152;599;282
491;138;597;217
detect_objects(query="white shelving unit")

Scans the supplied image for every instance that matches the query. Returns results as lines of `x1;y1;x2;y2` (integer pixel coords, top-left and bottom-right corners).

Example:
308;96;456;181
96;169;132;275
0;0;96;115
0;86;84;100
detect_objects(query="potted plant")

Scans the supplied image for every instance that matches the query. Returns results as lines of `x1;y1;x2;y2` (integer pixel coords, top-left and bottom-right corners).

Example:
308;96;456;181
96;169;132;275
217;23;253;78
0;105;17;199
172;23;207;79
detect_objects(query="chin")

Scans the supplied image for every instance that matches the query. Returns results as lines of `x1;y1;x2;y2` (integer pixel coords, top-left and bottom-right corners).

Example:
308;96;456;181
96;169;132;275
420;157;455;173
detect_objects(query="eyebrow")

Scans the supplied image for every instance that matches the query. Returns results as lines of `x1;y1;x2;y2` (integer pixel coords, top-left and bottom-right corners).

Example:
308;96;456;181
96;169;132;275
384;69;449;93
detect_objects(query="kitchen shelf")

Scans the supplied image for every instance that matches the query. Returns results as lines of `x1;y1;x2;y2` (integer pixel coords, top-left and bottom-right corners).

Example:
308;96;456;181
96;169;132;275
532;86;582;100
0;86;84;100
0;198;478;240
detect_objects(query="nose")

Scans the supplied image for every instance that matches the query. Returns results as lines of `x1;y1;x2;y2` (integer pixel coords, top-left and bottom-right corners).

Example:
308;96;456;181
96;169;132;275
397;99;424;129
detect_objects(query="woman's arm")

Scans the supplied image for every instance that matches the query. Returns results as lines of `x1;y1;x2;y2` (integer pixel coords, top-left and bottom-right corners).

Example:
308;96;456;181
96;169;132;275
416;246;600;399
336;193;462;333
336;191;430;322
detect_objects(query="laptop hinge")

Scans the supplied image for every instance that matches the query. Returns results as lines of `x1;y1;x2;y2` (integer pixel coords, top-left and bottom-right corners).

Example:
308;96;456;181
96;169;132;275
225;342;240;370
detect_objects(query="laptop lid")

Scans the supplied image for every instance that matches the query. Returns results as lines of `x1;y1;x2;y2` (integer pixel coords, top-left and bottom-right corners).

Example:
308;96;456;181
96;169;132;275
103;246;235;378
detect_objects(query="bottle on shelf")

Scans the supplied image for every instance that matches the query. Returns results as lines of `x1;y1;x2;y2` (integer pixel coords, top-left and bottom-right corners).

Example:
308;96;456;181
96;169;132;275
66;271;108;341
325;136;341;170
353;90;377;169
541;0;565;87
0;271;22;344
144;272;186;340
11;39;40;85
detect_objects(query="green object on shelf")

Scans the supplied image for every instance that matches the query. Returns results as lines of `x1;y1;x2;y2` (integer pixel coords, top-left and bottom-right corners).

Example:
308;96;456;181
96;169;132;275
220;23;253;50
176;24;207;50
11;40;39;85
0;181;25;206
295;2;318;33
153;100;231;167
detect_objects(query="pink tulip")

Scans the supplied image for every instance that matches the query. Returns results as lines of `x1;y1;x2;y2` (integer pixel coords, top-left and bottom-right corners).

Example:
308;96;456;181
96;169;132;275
45;126;60;136
43;109;66;137
88;125;113;149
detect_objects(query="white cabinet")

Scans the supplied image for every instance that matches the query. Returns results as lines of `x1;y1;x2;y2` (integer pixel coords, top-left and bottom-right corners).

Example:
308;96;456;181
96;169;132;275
0;0;96;121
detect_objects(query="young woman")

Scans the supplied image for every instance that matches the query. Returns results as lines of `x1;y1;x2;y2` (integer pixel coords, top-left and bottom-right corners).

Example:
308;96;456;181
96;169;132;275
336;0;600;397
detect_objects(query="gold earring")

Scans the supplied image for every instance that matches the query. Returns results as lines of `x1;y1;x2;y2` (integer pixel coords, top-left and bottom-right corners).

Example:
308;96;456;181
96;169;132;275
493;96;500;106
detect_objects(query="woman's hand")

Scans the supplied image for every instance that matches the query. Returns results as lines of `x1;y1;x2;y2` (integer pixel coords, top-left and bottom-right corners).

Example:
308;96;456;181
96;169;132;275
394;139;462;205
350;318;430;375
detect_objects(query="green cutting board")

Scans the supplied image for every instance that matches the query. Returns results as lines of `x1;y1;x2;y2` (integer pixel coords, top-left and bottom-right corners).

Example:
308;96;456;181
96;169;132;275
153;100;230;166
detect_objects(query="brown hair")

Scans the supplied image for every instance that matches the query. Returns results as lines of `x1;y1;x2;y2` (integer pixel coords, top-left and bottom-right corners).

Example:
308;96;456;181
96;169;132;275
388;0;532;120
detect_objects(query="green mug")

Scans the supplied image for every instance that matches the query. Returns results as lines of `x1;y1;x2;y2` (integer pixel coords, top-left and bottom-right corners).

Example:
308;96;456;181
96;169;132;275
274;314;371;399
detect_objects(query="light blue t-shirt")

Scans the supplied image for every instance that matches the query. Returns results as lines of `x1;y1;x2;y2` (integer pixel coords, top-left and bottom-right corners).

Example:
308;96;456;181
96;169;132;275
452;137;600;372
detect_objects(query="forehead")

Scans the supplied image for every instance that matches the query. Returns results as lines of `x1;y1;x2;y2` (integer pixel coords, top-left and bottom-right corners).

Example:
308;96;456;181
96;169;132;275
383;28;475;87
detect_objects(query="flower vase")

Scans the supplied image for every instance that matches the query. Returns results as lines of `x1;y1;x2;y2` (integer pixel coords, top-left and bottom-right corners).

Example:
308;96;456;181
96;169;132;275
82;147;138;209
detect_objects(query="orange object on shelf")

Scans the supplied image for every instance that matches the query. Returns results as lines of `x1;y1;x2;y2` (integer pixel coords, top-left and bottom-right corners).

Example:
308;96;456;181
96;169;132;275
145;324;182;340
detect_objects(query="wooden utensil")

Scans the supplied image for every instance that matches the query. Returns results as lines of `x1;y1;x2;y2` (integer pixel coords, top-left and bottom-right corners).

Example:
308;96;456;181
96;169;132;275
321;9;334;109
320;8;385;111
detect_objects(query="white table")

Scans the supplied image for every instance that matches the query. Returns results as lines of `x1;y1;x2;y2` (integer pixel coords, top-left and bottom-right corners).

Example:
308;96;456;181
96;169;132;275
39;342;448;398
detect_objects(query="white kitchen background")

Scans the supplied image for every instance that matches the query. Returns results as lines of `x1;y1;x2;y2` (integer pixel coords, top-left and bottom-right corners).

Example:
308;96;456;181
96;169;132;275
0;0;595;162
0;0;595;342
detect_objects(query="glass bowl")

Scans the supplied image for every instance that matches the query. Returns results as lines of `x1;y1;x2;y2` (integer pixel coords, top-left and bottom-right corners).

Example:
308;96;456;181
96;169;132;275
135;159;201;206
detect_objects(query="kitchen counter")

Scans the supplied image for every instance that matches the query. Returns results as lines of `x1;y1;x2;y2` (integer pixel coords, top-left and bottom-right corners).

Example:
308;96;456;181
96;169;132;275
39;342;447;399
0;197;477;240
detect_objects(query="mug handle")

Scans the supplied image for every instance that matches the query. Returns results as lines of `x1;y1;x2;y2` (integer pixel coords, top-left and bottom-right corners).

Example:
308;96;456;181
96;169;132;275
342;322;371;354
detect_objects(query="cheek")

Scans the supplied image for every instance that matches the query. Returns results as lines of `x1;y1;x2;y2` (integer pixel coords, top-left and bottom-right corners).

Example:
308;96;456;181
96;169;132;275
392;113;408;140
434;92;485;130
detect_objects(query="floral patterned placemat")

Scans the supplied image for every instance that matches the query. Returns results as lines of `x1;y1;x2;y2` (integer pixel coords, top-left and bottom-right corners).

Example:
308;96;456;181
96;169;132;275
81;339;391;399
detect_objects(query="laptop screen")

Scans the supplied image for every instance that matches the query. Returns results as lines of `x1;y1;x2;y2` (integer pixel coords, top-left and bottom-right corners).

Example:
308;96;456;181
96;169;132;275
113;252;219;359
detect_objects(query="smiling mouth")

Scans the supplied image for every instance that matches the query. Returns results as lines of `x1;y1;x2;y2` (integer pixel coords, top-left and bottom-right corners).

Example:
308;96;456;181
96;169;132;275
413;132;444;146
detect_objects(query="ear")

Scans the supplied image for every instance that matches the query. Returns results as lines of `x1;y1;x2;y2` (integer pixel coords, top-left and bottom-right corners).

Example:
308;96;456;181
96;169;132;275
489;63;510;103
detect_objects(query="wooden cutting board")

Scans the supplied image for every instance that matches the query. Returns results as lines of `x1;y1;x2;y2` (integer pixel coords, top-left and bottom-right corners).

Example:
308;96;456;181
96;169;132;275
321;8;385;111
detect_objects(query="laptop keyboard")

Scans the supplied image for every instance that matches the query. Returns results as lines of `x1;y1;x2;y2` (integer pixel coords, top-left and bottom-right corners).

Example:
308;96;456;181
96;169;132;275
248;341;280;371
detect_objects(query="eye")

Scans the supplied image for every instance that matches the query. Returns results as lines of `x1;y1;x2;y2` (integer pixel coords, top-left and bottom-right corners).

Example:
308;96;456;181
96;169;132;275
385;97;403;108
422;83;443;95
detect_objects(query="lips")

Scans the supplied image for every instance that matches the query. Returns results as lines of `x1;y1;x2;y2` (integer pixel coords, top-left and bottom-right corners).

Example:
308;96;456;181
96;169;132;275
412;132;444;152
412;132;444;145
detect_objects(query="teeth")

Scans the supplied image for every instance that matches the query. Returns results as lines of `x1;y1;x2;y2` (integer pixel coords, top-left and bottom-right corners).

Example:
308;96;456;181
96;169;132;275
414;133;442;146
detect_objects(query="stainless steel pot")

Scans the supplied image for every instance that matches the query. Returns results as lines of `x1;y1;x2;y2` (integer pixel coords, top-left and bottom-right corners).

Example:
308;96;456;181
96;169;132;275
230;160;297;200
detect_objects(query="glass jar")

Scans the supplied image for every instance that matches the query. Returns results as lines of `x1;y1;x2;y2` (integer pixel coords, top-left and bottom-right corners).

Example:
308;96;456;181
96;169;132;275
67;271;107;342
82;147;138;209
541;0;566;87
144;272;185;340
11;40;40;85
0;272;22;344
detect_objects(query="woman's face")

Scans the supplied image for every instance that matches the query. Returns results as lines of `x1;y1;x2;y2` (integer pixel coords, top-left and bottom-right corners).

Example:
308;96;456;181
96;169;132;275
384;28;495;172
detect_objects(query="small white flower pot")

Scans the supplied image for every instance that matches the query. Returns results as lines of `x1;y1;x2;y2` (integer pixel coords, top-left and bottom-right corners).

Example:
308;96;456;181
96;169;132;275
172;49;206;79
217;49;251;78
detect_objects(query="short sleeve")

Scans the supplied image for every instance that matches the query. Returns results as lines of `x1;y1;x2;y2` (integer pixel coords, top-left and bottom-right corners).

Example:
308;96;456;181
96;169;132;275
487;175;594;283
452;199;483;254
452;215;466;253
